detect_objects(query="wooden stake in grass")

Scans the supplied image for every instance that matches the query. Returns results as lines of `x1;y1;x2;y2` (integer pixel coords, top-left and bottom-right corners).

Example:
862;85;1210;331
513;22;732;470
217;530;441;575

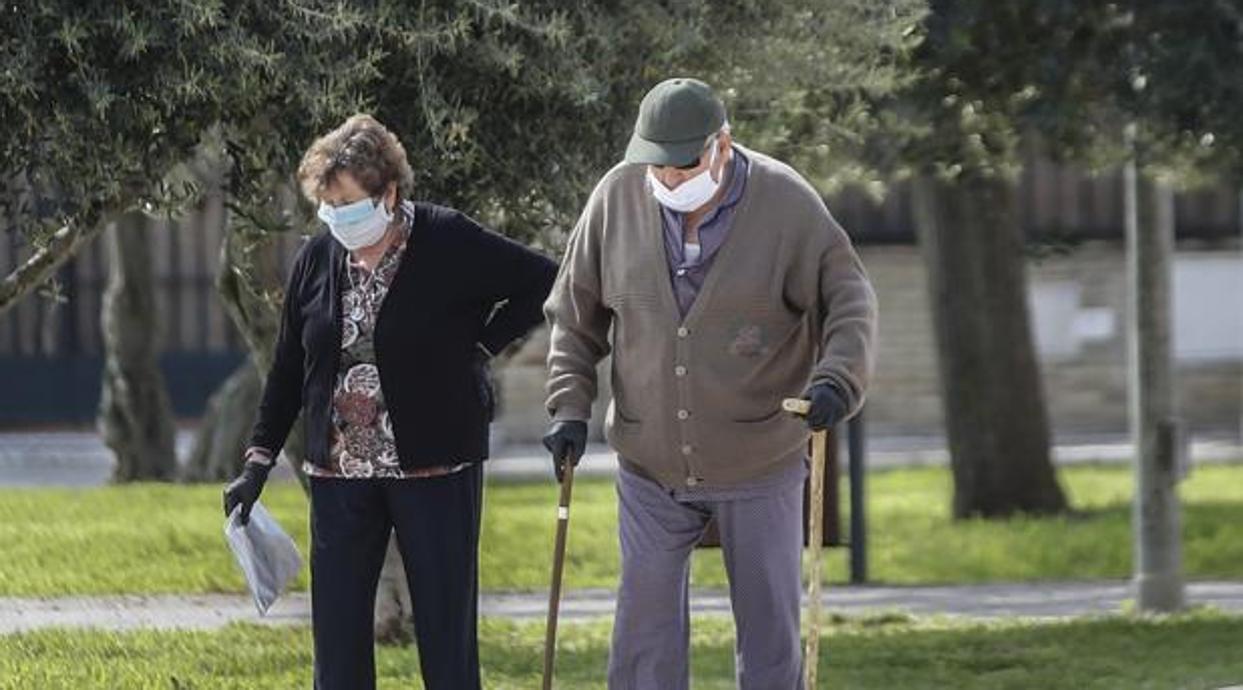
783;396;826;690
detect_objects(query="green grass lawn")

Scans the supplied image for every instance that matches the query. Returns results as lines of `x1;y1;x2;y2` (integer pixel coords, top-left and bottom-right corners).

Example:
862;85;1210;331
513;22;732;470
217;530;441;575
0;464;1240;596
1;612;1240;689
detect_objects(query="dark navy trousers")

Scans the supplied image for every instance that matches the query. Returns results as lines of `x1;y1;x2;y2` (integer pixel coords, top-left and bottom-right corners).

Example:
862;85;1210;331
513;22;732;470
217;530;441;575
308;465;483;690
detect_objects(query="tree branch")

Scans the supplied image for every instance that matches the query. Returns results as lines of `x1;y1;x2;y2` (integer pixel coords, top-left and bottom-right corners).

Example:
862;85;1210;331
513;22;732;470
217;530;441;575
0;220;106;316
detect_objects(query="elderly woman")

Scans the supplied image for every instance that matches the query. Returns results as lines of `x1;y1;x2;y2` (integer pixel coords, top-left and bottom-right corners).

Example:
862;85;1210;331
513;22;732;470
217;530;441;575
223;114;557;690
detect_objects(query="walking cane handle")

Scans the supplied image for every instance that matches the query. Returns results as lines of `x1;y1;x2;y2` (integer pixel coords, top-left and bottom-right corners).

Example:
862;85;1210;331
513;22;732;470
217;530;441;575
783;398;812;416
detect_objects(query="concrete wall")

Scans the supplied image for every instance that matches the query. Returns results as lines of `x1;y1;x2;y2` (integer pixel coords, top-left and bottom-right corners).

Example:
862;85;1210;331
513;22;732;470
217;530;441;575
493;243;1242;443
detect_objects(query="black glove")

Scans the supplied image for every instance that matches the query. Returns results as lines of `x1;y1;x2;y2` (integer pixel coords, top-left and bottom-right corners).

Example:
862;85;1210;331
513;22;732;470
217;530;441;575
542;420;588;482
223;461;272;525
804;382;848;431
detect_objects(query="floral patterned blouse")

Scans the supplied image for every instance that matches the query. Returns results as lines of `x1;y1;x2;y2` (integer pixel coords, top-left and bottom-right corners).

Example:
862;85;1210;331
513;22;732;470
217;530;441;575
303;202;470;480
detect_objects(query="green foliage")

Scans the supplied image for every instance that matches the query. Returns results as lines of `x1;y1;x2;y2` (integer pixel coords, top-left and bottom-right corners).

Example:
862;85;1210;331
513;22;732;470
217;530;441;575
0;2;672;253
687;0;927;192
1;1;228;241
2;613;1242;688
713;1;1243;188
1;0;939;258
906;3;1098;173
904;1;1243;183
8;1;1241;252
1123;2;1243;180
1;464;1239;596
213;0;660;248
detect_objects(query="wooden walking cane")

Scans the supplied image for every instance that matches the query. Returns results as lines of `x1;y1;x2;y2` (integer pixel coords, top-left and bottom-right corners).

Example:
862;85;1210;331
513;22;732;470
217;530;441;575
542;455;576;690
783;397;826;690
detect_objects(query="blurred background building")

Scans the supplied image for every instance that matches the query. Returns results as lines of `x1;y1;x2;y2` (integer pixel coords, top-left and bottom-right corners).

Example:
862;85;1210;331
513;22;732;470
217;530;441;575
2;155;1239;443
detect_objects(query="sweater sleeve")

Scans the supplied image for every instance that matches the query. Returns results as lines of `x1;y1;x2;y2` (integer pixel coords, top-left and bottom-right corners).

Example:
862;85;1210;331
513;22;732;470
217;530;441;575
453;212;559;358
810;212;878;418
248;244;311;458
542;192;613;422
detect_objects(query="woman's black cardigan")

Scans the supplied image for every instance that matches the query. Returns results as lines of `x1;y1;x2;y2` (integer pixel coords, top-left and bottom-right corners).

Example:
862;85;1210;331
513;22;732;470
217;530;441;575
249;202;558;471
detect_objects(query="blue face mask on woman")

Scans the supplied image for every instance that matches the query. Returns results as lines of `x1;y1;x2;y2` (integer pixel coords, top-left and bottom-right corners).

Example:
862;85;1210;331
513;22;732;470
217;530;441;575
317;196;393;251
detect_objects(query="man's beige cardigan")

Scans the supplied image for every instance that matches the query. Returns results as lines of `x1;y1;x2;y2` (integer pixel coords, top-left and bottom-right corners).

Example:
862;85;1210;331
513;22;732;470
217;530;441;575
544;147;877;489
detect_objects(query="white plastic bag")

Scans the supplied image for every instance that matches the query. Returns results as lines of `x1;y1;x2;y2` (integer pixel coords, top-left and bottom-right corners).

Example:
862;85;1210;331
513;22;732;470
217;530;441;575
224;501;303;616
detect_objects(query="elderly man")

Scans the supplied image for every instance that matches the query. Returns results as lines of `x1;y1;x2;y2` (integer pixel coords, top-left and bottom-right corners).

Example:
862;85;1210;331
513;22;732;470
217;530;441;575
542;77;877;689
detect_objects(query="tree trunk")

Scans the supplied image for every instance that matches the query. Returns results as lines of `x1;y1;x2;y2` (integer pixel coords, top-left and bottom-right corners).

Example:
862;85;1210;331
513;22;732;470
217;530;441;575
214;223;308;491
374;534;414;644
1124;157;1184;612
182;361;262;482
98;213;178;482
910;172;1068;518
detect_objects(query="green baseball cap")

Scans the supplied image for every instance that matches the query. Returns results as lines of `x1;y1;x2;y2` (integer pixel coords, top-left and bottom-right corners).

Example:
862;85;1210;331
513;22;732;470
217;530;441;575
624;78;726;166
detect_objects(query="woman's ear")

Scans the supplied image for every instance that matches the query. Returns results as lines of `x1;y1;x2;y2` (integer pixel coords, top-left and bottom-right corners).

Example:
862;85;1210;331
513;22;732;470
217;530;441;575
384;183;398;211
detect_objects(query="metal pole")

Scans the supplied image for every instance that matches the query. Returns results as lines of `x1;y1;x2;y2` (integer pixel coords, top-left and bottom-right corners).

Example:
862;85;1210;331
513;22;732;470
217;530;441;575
848;409;868;585
1124;140;1185;613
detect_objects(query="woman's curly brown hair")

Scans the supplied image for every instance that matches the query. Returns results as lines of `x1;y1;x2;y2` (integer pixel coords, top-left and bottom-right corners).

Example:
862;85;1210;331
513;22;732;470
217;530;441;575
297;114;415;203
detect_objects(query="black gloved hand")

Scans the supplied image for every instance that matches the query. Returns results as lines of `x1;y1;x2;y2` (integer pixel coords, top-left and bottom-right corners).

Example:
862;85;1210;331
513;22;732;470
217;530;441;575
223;461;273;525
804;382;848;431
542;420;588;483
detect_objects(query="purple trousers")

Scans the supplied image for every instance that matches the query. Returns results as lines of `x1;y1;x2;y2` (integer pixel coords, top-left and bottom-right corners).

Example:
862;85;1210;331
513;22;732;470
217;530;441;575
608;457;807;690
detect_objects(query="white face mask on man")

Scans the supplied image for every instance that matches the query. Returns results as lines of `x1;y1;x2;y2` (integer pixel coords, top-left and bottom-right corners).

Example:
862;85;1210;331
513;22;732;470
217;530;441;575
317;196;393;251
646;137;723;213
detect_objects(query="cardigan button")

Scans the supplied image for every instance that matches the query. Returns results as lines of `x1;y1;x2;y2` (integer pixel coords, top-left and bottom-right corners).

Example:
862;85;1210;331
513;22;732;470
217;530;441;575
676;409;690;420
677;327;689;338
681;444;693;455
674;366;687;377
